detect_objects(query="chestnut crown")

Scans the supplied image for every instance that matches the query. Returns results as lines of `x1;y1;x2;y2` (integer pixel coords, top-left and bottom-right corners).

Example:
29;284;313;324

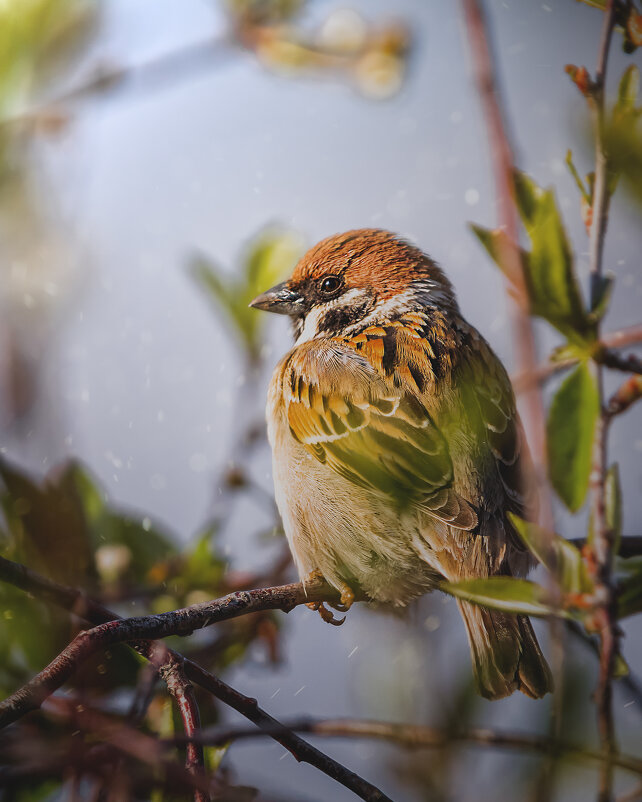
250;228;458;341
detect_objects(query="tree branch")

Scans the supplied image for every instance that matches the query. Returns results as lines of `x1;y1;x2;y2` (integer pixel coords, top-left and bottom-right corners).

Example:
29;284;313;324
460;0;553;533
171;718;642;777
156;649;209;802
585;5;619;800
0;556;390;802
605;375;642;418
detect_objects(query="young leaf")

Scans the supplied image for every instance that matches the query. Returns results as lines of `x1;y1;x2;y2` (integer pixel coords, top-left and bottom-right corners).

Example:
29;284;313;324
473;173;593;342
615;64;640;120
508;514;593;594
440;577;565;618
547;362;599;512
526;187;591;342
513;169;544;226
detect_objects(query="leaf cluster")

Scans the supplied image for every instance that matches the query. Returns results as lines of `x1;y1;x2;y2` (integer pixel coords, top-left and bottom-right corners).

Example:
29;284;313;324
191;228;303;363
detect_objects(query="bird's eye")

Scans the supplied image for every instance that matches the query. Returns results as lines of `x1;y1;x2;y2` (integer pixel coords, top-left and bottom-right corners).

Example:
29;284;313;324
318;275;342;296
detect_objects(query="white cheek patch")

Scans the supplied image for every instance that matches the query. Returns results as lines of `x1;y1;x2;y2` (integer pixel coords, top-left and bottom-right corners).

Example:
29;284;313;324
295;288;371;345
295;306;326;345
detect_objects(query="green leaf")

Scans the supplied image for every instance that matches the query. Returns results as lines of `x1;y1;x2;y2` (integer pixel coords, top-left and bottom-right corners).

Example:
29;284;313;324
547;362;599;512
605;119;642;207
565;149;591;203
191;229;303;361
440;577;565;618
615;64;640;119
605;464;622;556
0;457;94;586
526;187;591;342
469;224;531;283
508;514;593;594
513;169;544;227
472;173;593;343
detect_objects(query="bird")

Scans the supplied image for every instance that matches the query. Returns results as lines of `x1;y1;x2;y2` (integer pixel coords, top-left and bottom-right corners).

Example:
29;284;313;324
250;228;552;700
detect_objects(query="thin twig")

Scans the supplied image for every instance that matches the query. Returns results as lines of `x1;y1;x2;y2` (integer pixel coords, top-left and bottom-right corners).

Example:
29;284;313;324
157;650;210;802
601;325;642;351
461;0;553;532
0;35;234;132
0;556;389;802
605;376;642;419
599;351;642;375
586;4;619;800
170;718;642;777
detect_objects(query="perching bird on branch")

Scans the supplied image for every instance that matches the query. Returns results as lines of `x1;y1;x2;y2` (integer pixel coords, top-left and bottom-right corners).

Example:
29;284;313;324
250;228;552;700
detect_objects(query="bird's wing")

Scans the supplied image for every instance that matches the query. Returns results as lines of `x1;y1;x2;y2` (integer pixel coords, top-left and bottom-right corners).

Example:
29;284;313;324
459;327;537;522
279;326;477;531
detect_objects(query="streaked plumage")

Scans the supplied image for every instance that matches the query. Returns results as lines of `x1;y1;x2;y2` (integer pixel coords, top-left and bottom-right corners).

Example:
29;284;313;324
251;229;552;700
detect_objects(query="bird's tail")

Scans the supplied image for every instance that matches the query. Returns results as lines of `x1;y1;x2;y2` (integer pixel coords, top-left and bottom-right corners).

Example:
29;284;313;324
457;600;553;700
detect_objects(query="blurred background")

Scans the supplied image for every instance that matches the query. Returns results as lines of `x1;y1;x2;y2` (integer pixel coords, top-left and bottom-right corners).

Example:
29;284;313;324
0;1;641;800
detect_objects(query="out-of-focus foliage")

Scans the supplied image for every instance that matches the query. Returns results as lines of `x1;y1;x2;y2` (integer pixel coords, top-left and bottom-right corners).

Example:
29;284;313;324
460;48;642;659
510;514;593;595
191;228;303;363
606;65;642;204
0;455;281;703
471;172;594;345
227;2;412;100
0;0;97;170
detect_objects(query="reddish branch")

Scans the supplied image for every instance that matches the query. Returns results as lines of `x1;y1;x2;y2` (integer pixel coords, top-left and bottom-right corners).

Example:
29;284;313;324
156;649;209;802
605;375;642;419
0;556;390;802
460;0;553;534
601;324;642;352
585;4;619;801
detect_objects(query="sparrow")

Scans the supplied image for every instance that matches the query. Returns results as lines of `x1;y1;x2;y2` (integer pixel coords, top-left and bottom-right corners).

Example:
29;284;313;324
250;228;552;700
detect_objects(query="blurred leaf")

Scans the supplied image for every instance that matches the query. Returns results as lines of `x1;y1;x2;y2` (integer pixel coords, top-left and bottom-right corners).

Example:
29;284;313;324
615;64;640;119
0;0;96;107
605;463;622;557
469;224;531;283
605;112;642;207
0;457;94;585
513;169;543;225
565;149;591;203
441;577;564;618
191;228;303;361
183;529;225;590
472;172;592;343
204;743;230;772
516;174;592;343
225;0;303;26
509;514;593;594
547;362;599;512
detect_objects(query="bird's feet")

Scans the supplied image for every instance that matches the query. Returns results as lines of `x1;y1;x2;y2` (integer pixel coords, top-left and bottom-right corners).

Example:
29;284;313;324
304;571;355;626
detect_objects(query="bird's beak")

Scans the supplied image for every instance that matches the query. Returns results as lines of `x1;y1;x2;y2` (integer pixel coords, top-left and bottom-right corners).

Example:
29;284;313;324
249;282;303;316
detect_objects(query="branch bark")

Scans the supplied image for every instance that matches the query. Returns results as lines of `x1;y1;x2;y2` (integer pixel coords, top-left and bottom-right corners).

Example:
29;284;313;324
585;5;619;801
172;718;642;777
0;556;390;802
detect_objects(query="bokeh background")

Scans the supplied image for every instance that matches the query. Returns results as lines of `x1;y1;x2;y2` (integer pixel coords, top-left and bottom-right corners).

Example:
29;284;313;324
1;1;641;800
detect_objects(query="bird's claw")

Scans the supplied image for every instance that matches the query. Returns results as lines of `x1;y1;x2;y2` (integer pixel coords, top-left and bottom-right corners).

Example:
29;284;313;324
306;601;346;626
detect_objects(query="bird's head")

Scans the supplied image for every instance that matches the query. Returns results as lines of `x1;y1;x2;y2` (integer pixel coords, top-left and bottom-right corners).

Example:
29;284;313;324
250;228;459;342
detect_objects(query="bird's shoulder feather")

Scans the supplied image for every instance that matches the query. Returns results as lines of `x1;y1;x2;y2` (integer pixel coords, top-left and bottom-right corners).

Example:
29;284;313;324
275;312;478;530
